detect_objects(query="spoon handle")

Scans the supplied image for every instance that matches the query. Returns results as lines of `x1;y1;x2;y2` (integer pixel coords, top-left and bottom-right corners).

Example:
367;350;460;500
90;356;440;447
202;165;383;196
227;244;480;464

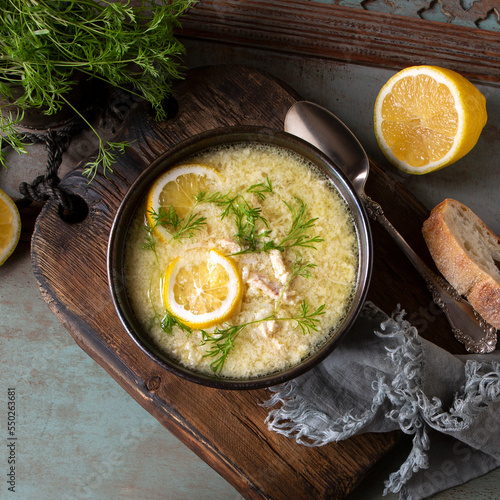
364;195;497;353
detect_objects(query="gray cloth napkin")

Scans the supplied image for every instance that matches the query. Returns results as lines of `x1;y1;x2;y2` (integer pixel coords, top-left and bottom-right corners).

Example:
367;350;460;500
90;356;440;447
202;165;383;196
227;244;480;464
263;302;500;499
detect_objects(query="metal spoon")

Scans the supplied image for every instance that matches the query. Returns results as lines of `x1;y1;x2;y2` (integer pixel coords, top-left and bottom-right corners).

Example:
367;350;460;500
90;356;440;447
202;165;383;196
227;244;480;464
284;100;497;354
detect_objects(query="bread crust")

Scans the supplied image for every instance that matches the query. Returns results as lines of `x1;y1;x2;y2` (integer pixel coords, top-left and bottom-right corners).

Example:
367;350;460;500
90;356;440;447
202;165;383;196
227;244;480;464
468;278;500;329
422;198;500;329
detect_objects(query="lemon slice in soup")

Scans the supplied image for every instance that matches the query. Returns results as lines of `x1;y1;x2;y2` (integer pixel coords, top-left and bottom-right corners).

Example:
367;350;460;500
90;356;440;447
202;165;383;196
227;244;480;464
164;248;243;329
146;164;222;241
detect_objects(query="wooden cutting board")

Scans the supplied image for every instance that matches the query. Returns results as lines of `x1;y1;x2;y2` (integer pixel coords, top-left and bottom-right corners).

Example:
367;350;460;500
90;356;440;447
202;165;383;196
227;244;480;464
31;65;461;499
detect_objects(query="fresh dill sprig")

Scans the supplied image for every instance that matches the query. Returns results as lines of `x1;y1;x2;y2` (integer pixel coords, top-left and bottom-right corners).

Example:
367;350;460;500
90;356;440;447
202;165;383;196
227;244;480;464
152;206;181;229
231;200;271;252
294;301;326;335
81;140;129;181
200;324;247;375
194;191;237;219
229;197;323;256
275;257;317;311
59;93;129;180
141;224;158;259
0;0;196;176
173;212;207;240
196;187;273;253
196;176;273;218
0;111;29;168
263;197;324;252
148;206;207;241
160;310;192;336
200;300;326;374
246;177;273;200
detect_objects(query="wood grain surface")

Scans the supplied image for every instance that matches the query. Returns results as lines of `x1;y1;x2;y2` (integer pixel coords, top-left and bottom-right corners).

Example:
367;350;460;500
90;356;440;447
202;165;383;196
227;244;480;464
31;65;464;499
178;0;500;84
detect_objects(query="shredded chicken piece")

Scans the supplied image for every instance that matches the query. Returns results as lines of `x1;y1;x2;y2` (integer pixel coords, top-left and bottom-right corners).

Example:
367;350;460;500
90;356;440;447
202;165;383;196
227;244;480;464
269;249;290;285
247;273;301;306
253;307;279;337
259;319;279;336
241;265;250;282
217;238;241;254
247;273;281;300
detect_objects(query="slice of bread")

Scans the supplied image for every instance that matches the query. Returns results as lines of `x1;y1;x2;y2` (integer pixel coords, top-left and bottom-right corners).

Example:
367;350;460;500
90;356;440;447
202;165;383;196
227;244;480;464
422;198;500;329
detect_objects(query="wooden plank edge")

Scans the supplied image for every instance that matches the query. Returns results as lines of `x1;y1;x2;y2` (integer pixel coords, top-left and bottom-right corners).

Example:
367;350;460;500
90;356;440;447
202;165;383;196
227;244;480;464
178;0;500;84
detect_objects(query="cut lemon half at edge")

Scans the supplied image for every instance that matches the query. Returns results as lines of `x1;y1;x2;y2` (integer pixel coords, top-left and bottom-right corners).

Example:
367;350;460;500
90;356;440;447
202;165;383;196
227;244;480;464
0;188;21;266
164;248;243;329
374;65;487;174
146;164;222;241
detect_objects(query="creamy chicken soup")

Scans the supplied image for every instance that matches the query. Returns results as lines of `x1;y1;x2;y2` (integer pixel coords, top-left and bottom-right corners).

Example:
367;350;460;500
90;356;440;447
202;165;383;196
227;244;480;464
124;142;359;378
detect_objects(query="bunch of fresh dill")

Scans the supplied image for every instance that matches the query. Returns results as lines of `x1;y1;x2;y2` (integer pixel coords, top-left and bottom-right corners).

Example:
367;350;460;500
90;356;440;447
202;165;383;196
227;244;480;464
0;0;196;177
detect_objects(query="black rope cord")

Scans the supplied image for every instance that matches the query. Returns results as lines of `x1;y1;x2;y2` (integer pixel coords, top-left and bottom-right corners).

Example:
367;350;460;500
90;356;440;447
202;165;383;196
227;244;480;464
14;85;137;215
17;116;87;214
13;87;174;216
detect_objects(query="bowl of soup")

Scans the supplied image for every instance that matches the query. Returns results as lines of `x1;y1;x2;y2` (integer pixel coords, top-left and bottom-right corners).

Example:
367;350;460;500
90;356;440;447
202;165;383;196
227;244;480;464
108;126;372;389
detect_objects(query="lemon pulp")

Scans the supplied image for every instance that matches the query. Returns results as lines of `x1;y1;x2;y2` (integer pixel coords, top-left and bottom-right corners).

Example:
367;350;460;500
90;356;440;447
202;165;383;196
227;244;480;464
164;248;243;329
0;189;21;266
374;65;487;174
146;164;222;241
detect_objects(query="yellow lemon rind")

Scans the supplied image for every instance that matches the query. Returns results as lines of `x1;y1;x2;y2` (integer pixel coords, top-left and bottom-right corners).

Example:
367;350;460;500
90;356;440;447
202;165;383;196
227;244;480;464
164;248;243;329
146;164;222;242
0;189;21;266
374;65;487;175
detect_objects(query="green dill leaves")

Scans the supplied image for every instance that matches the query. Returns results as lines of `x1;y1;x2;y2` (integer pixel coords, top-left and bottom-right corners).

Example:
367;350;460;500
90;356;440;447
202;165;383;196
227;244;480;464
201;324;245;375
148;206;207;242
161;311;192;336
231;197;324;255
141;171;329;376
246;176;273;200
172;212;207;241
265;198;324;252
194;190;236;220
200;300;326;374
294;301;326;335
81;139;129;181
0;0;196;175
231;201;271;253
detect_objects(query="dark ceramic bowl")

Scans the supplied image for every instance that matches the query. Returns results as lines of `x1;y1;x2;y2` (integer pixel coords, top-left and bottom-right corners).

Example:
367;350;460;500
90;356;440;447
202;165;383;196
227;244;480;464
108;126;372;390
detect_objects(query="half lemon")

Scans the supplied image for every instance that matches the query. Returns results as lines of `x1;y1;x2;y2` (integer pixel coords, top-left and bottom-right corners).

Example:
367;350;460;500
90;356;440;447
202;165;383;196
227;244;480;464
164;248;243;329
0;188;21;266
146;164;222;241
374;65;487;174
